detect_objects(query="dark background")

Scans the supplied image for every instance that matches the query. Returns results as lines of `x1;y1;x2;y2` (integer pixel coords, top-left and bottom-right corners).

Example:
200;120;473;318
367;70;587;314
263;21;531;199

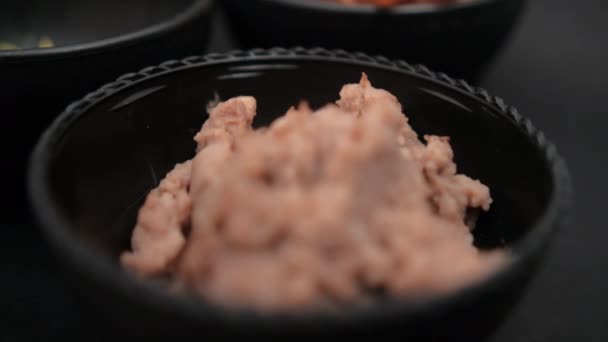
3;0;607;340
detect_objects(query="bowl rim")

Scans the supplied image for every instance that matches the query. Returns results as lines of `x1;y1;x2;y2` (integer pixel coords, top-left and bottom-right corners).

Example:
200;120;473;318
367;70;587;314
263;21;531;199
256;0;498;14
0;0;214;62
28;47;571;329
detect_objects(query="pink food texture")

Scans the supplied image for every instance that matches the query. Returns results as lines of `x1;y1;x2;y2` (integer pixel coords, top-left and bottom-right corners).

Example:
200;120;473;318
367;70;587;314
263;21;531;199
121;74;506;310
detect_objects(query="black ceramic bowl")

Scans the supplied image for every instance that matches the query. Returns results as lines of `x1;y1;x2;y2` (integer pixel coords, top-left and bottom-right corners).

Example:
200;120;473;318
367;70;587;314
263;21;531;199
222;0;525;80
1;0;214;217
29;48;569;341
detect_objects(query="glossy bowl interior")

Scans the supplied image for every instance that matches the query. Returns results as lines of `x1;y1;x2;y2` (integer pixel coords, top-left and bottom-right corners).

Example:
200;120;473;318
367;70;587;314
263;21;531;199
1;0;214;218
221;0;526;80
29;49;569;340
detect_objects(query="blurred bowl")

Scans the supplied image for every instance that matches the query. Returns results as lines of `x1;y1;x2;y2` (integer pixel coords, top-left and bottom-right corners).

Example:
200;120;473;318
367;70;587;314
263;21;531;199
28;48;569;341
221;0;525;80
0;0;214;217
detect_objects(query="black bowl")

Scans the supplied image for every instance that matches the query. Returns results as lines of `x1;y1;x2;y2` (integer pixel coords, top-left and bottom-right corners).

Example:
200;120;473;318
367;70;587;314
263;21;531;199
28;48;570;341
0;0;214;218
221;0;525;80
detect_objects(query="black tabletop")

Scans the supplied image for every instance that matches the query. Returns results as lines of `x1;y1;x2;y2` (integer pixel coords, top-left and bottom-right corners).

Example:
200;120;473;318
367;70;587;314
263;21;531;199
480;0;608;340
3;0;607;340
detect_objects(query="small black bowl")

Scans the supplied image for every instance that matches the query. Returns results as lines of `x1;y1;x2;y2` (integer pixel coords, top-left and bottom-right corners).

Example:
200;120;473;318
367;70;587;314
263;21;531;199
1;0;214;217
28;48;570;341
221;0;525;80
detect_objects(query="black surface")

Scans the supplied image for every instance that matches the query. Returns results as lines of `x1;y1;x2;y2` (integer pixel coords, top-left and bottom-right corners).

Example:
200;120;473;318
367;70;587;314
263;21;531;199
28;50;567;341
3;0;608;340
480;1;608;341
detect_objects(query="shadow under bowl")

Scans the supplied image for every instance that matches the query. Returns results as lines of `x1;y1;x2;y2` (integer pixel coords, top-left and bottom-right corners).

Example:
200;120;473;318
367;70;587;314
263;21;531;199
28;48;569;341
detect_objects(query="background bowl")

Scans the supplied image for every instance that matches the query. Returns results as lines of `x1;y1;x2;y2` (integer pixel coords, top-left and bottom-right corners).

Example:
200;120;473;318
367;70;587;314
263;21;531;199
28;48;569;340
221;0;525;80
0;0;214;218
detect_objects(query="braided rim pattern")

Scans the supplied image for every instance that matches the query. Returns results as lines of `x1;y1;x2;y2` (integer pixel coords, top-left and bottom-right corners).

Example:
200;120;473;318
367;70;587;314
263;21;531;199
57;46;571;219
30;46;571;325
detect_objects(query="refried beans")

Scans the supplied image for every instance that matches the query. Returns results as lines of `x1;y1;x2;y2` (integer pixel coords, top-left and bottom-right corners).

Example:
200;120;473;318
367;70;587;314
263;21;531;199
121;74;507;310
